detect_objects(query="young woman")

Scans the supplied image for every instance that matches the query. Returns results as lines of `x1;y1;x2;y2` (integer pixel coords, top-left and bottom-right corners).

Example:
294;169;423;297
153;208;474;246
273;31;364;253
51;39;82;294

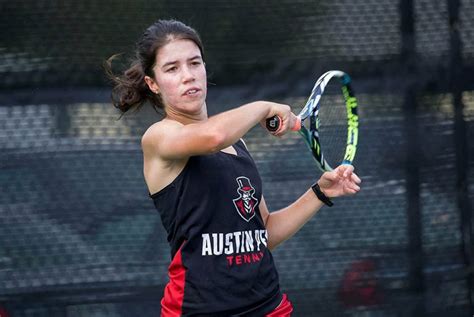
107;19;361;316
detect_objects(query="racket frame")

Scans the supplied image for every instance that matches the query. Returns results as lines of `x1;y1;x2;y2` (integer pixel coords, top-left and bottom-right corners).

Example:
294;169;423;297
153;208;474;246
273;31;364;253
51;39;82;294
297;70;359;172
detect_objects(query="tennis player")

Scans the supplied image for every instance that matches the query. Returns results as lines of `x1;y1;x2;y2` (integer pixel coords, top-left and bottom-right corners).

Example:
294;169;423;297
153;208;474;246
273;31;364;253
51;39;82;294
107;19;361;317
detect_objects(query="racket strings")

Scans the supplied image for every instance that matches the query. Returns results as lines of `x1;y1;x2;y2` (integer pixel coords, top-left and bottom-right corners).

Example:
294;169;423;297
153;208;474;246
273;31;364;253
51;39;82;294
296;71;358;171
316;80;348;168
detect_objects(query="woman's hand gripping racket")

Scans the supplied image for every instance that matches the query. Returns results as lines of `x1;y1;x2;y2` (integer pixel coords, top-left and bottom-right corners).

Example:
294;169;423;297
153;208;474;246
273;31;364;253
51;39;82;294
266;70;359;172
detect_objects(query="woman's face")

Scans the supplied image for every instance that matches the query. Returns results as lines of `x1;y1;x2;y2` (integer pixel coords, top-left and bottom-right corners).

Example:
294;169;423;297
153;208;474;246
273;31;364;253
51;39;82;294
150;39;207;118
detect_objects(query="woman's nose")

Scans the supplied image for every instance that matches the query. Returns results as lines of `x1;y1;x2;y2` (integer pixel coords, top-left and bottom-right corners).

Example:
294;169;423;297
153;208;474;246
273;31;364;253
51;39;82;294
181;66;195;82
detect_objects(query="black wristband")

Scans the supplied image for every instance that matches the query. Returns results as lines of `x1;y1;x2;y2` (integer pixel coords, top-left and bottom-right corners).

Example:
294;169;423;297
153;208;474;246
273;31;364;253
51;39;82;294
311;183;334;207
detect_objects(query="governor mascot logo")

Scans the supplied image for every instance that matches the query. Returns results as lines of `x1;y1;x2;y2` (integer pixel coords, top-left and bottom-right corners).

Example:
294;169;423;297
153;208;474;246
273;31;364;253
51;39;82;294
232;176;258;222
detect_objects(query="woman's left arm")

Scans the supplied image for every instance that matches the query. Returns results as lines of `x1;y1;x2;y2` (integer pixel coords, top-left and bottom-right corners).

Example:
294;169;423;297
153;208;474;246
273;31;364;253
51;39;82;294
260;164;361;250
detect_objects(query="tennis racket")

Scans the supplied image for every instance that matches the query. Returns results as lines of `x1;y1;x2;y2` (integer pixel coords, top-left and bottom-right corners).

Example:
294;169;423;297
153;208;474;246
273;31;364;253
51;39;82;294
266;70;359;172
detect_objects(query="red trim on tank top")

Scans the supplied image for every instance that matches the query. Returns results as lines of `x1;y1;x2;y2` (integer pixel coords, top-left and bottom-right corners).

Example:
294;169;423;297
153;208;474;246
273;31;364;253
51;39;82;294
161;243;186;317
265;293;293;317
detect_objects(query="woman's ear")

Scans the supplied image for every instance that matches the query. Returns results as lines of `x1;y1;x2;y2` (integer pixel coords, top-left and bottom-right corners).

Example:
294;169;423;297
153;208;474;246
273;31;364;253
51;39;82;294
144;75;160;94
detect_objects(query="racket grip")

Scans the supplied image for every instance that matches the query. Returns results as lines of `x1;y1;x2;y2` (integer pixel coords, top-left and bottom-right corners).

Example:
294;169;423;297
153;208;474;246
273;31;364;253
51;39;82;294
265;116;281;132
265;116;301;132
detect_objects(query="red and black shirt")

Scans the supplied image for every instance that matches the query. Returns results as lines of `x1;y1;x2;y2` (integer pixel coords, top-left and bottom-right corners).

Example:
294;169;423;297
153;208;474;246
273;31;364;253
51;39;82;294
150;140;282;316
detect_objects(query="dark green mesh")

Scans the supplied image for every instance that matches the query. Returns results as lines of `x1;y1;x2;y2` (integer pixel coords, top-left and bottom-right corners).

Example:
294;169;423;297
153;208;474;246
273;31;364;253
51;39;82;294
1;1;473;316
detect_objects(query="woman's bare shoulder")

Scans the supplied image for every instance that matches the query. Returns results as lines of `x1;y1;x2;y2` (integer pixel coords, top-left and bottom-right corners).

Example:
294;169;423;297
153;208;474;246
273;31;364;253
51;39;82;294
142;120;189;194
141;119;183;151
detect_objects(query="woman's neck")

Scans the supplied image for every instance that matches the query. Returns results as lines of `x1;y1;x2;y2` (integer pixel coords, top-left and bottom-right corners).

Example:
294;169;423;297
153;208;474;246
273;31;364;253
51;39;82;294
165;104;208;125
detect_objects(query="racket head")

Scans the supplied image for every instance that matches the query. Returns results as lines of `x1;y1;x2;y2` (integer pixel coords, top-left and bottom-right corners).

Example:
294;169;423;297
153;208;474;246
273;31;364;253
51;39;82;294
297;70;359;172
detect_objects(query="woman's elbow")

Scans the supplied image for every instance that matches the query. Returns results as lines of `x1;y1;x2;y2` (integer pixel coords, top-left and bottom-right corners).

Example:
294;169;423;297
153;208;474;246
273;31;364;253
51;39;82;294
206;128;227;153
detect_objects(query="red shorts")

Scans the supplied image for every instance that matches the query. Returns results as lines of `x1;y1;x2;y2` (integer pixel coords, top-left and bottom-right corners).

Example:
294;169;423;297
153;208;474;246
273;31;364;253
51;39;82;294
265;293;293;316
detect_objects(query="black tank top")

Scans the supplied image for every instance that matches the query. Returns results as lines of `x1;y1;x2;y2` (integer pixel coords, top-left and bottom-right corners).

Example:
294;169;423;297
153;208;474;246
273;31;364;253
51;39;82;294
150;140;282;316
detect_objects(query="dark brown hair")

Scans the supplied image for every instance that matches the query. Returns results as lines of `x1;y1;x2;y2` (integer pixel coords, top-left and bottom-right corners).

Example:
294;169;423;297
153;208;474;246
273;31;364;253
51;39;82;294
105;20;204;116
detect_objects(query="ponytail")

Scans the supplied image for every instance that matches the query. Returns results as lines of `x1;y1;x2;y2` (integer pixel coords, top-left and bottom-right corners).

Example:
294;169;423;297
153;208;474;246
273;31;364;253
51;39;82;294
104;55;163;117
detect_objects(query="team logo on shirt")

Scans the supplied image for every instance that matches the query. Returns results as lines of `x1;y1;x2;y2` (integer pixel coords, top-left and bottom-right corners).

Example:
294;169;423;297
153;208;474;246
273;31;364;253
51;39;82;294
233;176;258;222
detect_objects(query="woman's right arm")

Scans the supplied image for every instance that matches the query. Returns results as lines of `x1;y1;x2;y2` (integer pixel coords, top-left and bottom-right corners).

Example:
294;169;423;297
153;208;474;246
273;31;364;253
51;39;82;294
141;101;296;160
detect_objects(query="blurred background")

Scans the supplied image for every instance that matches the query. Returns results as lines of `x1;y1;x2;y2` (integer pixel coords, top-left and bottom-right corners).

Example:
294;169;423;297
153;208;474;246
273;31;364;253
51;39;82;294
0;0;473;316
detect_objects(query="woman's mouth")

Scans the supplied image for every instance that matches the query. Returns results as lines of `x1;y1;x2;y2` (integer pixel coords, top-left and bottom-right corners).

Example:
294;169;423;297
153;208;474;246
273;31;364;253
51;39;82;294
183;88;200;96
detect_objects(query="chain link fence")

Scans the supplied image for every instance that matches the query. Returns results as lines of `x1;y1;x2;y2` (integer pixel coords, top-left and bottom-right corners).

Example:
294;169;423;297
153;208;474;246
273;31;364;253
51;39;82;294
1;1;473;316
